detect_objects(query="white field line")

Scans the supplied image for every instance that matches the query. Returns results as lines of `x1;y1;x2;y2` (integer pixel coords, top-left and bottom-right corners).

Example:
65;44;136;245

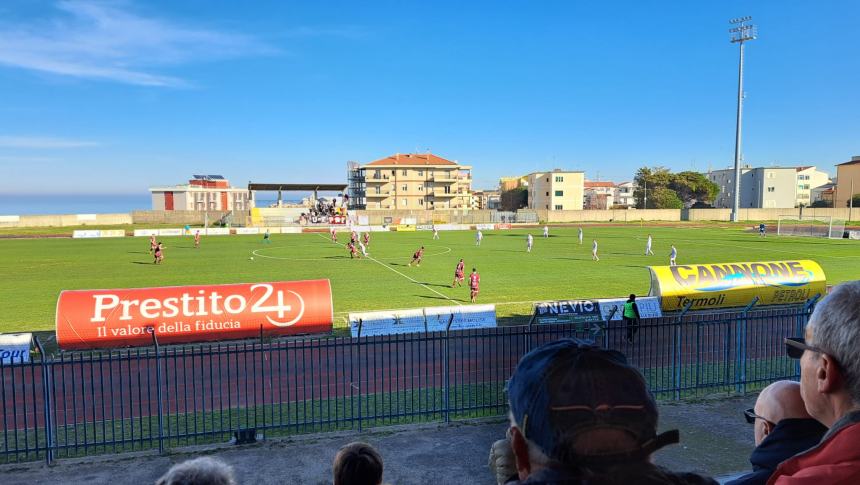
315;233;462;306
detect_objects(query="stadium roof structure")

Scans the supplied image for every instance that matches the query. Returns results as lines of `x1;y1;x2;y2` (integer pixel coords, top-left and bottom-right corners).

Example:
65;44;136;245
248;183;348;192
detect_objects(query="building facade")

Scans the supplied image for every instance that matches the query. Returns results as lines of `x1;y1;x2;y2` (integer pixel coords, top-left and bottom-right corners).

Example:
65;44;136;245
150;175;251;212
795;166;831;207
614;181;636;208
708;167;798;209
353;153;472;210
835;156;860;208
526;170;585;211
583;181;616;210
811;183;836;205
472;190;501;210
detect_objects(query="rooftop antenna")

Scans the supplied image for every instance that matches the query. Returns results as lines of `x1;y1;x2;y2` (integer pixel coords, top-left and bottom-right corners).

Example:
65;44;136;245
729;15;757;223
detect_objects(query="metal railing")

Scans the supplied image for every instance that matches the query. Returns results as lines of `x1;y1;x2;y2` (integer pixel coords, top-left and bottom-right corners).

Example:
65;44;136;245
0;305;810;464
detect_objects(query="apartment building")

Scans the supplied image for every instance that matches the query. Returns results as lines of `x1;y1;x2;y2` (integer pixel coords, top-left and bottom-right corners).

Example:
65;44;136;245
614;181;636;208
353;153;472;210
709;166;798;209
150;175;250;211
835;156;860;207
795;166;831;206
526;170;585;211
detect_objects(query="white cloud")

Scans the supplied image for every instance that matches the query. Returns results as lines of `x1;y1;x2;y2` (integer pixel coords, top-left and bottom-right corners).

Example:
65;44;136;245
0;1;274;87
0;136;99;148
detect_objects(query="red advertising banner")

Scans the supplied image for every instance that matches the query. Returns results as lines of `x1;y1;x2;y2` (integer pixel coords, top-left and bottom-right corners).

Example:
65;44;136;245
56;280;333;350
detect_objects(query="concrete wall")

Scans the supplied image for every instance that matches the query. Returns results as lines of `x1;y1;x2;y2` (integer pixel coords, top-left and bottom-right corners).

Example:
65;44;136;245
350;209;494;225
131;210;247;226
0;213;132;228
536;209;681;223
686;207;858;221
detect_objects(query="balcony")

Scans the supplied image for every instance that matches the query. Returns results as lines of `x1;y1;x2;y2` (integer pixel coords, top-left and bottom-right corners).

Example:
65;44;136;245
367;175;390;183
366;192;390;198
430;175;457;183
433;189;456;198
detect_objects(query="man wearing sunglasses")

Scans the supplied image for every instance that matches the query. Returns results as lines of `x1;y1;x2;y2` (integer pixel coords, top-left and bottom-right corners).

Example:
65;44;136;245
769;281;860;484
726;381;825;485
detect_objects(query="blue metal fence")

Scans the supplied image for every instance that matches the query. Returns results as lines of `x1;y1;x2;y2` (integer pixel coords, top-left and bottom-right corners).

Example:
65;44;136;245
0;305;811;464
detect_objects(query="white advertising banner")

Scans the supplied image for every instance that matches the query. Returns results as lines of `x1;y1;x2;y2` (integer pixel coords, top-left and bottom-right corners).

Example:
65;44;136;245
369;225;389;232
0;333;31;364
402;217;417;225
73;230;101;238
279;227;303;234
205;228;230;235
100;229;126;238
350;225;372;233
848;230;860;240
358;216;369;225
235;227;261;235
349;309;426;337
597;296;663;321
476;223;495;231
133;229;159;237
426;304;497;332
158;228;184;236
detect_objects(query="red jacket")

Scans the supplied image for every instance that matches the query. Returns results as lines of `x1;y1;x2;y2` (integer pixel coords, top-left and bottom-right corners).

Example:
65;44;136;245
768;411;860;485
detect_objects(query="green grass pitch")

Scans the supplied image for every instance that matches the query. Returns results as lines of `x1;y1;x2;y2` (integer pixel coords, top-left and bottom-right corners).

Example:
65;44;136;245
1;225;858;333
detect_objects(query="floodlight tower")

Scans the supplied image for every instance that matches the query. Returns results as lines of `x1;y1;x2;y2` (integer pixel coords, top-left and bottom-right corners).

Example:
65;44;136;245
729;16;756;222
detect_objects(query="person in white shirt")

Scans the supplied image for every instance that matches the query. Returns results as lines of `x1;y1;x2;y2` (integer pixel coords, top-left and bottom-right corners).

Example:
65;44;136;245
433;224;440;240
670;245;677;266
359;241;368;257
476;230;483;246
543;225;549;238
527;234;534;253
645;234;654;256
592;239;599;261
578;227;583;245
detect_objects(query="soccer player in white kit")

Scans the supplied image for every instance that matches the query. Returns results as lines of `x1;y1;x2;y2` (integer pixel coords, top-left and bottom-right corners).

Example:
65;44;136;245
578;227;583;245
527;233;534;252
669;245;677;266
645;234;654;255
592;239;599;261
359;241;368;257
543;225;549;238
433;224;440;240
476;230;483;246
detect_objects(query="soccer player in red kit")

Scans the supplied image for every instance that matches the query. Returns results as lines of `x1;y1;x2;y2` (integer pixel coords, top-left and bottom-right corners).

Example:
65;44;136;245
154;242;165;264
149;234;157;254
194;230;201;249
469;268;480;303
362;232;370;247
330;227;338;243
452;258;465;287
351;231;358;244
347;241;360;259
408;246;425;267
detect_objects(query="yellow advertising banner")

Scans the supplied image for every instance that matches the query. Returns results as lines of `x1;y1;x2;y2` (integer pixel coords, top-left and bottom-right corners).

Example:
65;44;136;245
649;260;826;311
394;225;416;232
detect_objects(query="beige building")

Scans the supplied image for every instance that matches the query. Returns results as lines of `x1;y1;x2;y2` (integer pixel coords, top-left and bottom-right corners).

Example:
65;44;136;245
583;181;616;210
150;175;250;211
357;153;472;210
526;170;585;211
709;166;799;209
795;166;831;207
835;156;860;208
499;176;528;192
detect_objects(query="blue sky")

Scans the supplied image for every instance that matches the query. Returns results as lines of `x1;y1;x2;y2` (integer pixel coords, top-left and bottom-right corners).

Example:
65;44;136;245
0;0;858;194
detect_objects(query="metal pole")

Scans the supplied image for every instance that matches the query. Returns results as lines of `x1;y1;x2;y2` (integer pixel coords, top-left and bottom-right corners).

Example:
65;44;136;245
731;42;745;222
33;336;54;464
149;328;165;454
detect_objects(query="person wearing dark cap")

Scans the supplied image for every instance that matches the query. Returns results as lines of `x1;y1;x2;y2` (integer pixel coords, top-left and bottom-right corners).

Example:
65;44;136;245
504;338;717;484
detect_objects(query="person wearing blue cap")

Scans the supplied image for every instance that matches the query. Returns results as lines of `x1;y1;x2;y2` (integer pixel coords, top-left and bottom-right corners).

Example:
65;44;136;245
502;339;716;484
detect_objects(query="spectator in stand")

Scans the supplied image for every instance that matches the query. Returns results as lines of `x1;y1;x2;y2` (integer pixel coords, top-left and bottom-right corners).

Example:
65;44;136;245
156;457;236;485
769;281;860;484
333;442;384;485
502;338;716;484
726;381;826;485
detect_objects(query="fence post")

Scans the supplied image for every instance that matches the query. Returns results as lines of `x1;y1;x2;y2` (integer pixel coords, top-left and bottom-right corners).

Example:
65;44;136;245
673;302;693;400
357;319;363;432
603;307;618;349
33;336;54;464
443;313;454;423
795;294;821;378
736;297;759;394
149;328;165;454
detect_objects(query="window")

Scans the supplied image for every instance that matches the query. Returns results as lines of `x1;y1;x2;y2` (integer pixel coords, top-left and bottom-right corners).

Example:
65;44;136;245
554;205;563;210
546;192;550;196
374;187;381;194
767;172;775;179
391;170;396;175
418;185;423;191
402;199;407;206
419;199;424;206
555;176;564;182
402;185;408;192
767;187;775;192
555;190;564;196
418;170;423;176
546;178;550;182
402;170;408;176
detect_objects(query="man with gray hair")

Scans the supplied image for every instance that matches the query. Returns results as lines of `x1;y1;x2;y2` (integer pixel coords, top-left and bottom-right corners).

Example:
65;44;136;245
770;280;860;483
156;457;236;485
503;338;716;484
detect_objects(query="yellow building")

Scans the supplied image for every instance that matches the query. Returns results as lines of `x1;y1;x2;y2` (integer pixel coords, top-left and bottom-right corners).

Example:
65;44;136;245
499;176;528;192
358;153;472;210
527;170;585;211
835;156;860;207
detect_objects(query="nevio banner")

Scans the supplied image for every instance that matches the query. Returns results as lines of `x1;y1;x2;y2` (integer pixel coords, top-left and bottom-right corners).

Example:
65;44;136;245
532;300;602;325
0;333;32;364
56;280;334;350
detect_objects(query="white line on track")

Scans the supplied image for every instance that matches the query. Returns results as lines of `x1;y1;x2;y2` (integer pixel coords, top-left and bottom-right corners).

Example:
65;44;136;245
315;233;462;306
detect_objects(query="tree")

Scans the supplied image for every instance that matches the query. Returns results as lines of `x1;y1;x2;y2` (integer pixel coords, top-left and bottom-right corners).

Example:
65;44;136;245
669;171;720;205
648;187;684;209
848;194;860;208
500;187;527;211
809;199;832;208
633;166;673;208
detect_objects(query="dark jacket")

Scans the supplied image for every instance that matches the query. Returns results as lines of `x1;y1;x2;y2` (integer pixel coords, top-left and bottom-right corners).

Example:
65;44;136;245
725;418;827;485
504;463;717;485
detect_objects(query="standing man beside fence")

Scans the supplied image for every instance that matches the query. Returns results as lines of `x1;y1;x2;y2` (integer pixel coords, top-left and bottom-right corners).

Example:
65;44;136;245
623;294;641;344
